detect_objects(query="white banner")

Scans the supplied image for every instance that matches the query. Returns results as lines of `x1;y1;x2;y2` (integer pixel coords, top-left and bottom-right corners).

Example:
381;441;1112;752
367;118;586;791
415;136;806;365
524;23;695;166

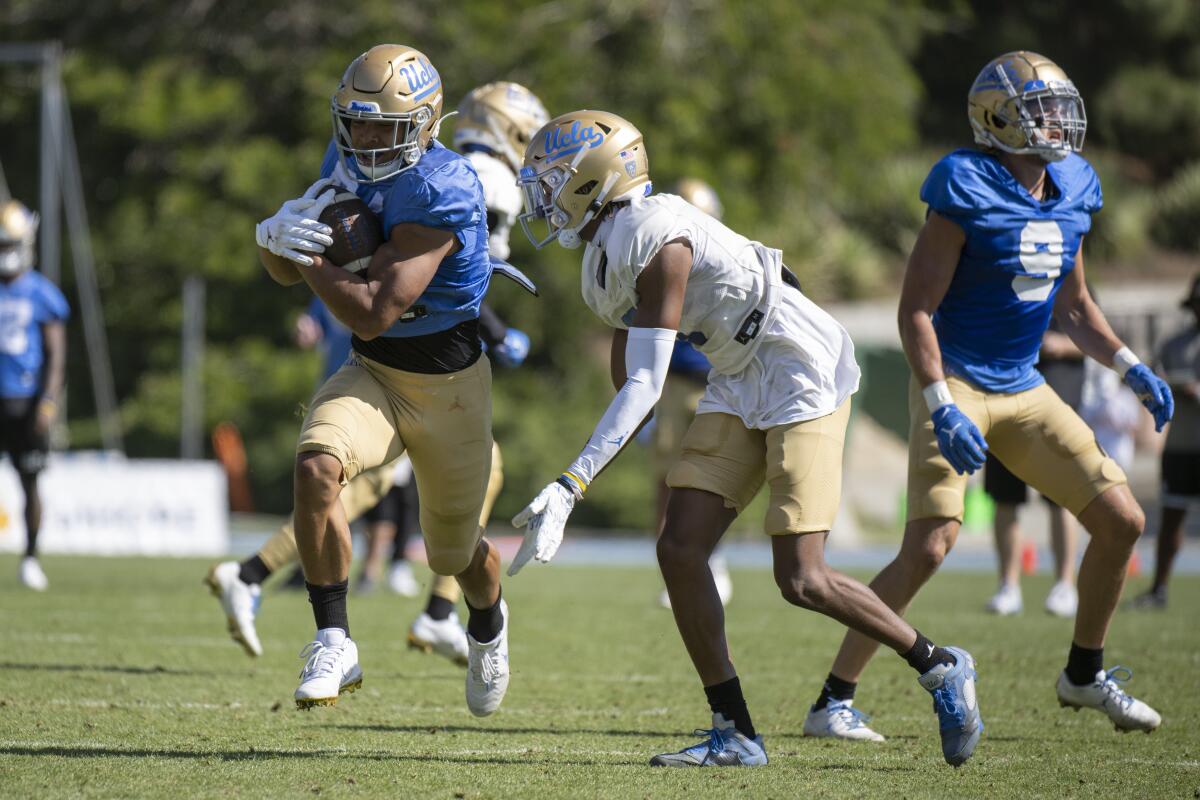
0;455;229;556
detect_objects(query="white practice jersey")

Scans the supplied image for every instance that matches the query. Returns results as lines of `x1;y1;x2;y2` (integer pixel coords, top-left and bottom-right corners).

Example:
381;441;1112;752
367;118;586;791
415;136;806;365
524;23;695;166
465;150;522;260
581;193;860;428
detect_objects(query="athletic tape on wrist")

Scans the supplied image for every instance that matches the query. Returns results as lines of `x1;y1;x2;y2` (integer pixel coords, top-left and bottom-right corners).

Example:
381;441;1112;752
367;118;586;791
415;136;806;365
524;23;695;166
557;471;586;500
1112;346;1140;378
922;380;954;414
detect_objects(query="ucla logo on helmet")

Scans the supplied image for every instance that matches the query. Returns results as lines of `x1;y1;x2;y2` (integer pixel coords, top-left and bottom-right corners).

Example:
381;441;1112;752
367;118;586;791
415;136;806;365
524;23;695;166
399;58;440;100
543;120;605;162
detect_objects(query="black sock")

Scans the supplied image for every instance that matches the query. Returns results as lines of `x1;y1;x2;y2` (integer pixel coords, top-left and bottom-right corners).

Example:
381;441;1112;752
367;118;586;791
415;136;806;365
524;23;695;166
1065;643;1104;686
306;580;350;636
903;630;955;675
238;555;271;586
465;590;503;643
23;525;38;558
426;594;455;622
704;676;756;740
814;672;857;710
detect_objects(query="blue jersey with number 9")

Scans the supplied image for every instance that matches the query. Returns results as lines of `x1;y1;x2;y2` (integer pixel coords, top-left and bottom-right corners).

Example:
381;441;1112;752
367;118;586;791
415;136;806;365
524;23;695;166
920;148;1101;393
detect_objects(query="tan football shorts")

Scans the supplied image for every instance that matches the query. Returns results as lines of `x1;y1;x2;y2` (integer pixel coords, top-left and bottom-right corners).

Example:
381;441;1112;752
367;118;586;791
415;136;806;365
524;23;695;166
906;375;1126;522
666;400;851;535
298;353;493;575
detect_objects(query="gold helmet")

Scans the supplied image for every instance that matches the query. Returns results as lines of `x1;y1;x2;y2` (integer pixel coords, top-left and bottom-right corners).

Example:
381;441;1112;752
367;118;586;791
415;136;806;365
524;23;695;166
454;82;549;173
331;44;444;183
968;51;1086;162
673;178;723;220
0;199;38;278
518;110;650;249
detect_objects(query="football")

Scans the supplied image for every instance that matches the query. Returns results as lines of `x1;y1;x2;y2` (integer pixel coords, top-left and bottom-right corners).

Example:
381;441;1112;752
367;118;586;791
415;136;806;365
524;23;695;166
318;191;384;274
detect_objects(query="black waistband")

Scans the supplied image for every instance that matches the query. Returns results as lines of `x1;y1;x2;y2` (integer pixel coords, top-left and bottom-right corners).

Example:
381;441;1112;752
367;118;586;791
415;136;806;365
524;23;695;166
352;318;482;374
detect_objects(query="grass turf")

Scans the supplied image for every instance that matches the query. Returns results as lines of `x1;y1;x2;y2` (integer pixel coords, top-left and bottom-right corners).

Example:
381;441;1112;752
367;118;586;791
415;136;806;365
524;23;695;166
0;555;1196;798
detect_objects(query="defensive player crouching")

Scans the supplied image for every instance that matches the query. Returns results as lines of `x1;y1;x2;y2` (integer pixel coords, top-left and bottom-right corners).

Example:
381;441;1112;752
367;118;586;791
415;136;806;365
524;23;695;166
254;45;509;715
807;52;1171;742
508;111;982;767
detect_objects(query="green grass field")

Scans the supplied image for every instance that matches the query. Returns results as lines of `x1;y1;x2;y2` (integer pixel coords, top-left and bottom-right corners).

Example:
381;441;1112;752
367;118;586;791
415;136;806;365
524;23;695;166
0;555;1196;799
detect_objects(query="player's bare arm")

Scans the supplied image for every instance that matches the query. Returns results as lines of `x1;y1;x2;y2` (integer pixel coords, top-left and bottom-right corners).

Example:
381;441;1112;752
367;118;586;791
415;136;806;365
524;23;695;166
296;223;458;340
1051;246;1126;365
259;249;304;286
898;212;966;387
36;320;66;434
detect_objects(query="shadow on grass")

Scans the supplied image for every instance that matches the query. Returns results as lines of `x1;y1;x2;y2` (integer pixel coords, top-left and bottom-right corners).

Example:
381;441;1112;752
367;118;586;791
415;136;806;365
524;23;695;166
0;744;626;767
0;662;206;676
333;722;684;738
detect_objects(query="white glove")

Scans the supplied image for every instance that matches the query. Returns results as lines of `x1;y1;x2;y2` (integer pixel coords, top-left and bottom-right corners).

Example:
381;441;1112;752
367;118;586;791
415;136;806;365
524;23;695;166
255;180;337;267
509;481;577;576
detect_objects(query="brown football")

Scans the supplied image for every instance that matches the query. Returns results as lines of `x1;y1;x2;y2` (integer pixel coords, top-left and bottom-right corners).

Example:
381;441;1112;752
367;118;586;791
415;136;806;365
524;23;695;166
318;192;384;274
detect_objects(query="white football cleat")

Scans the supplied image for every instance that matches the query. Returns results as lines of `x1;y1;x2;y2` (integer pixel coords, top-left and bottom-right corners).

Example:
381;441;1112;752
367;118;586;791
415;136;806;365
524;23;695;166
985;583;1023;616
649;713;768;767
387;561;420;597
803;700;886;742
465;599;509;717
295;629;362;709
203;561;263;657
19;556;48;592
1056;667;1161;733
660;555;733;609
1044;581;1078;618
408;611;469;667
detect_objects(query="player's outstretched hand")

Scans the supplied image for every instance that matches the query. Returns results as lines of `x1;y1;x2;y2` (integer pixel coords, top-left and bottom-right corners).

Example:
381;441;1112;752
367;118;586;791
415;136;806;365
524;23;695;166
509;481;576;576
1124;364;1174;432
931;404;988;475
255;180;337;267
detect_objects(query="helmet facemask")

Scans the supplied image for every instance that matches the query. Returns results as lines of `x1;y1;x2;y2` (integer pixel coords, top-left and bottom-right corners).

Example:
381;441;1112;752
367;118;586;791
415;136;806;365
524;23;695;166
517;152;622;250
332;102;437;182
973;63;1086;162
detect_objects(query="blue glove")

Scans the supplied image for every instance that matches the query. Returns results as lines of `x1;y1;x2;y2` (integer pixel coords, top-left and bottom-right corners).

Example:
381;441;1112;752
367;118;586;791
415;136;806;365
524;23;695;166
931;404;988;475
1123;363;1174;432
490;328;530;368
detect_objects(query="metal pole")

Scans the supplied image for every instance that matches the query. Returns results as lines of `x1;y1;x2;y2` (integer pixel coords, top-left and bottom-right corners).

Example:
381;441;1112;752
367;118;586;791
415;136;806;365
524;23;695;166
57;88;123;451
38;41;62;283
180;276;206;459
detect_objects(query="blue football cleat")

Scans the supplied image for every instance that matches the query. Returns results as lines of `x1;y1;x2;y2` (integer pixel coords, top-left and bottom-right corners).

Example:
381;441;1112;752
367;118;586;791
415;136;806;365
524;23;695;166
917;646;982;767
649;713;768;767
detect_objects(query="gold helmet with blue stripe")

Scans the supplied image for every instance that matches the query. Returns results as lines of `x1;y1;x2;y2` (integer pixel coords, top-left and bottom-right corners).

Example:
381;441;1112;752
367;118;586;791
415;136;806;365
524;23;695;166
332;44;444;182
0;199;38;277
518;110;650;249
454;82;549;174
968;51;1086;162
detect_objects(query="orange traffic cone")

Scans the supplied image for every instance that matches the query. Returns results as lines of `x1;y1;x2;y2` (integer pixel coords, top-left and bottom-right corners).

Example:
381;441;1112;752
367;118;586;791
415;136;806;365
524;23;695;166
1127;549;1142;578
1021;541;1038;575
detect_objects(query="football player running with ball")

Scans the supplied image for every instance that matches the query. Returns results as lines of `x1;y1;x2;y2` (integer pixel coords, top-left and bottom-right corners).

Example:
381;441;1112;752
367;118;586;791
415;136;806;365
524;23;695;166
805;52;1171;743
509;111;981;768
255;45;509;715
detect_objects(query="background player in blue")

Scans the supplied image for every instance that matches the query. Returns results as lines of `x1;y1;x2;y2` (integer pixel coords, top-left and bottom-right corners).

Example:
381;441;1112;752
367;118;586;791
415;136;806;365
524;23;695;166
0;199;69;592
254;45;510;716
805;51;1174;742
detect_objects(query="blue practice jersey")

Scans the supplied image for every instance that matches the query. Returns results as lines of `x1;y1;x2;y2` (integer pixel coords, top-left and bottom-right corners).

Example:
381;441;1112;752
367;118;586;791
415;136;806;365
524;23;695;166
306;296;353;382
922;149;1102;393
319;140;491;338
0;271;70;399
